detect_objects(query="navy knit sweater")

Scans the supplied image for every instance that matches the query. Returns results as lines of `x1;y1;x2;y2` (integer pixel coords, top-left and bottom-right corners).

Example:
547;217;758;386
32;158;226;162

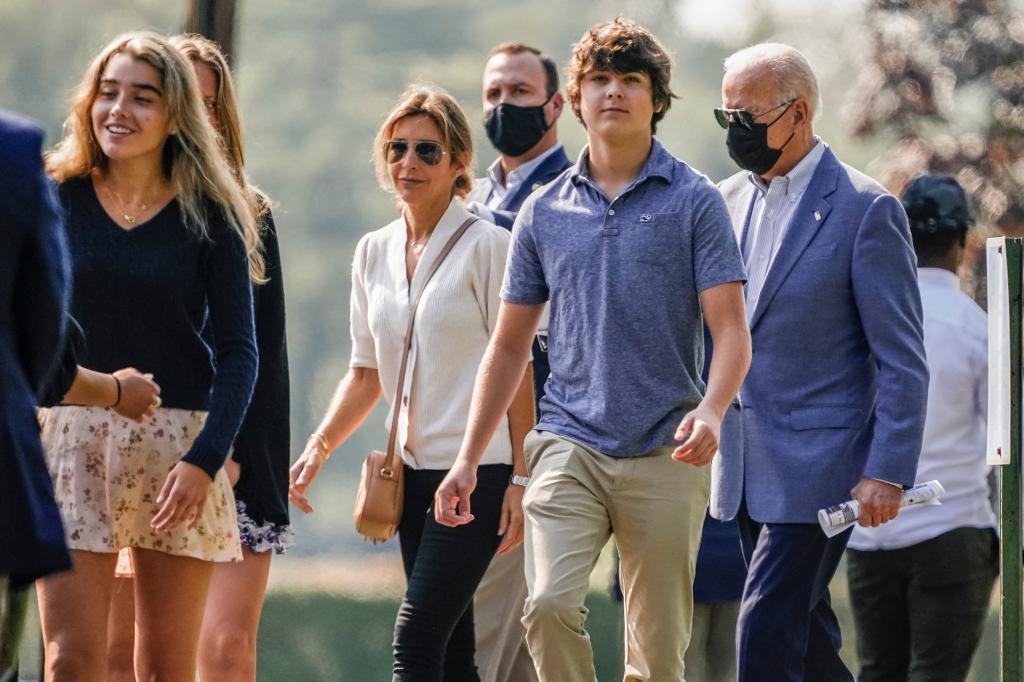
230;209;291;529
59;176;257;480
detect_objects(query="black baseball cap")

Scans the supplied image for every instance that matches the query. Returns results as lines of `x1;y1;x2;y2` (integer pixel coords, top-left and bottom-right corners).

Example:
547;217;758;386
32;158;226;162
900;175;973;240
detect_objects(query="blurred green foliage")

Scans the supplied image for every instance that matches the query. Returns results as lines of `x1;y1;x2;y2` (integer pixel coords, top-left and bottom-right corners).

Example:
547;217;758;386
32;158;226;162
253;581;999;681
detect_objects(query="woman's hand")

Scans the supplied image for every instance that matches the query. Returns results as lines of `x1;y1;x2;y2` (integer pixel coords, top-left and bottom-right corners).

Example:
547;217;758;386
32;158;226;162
112;367;161;422
151;461;212;532
224;453;241;487
289;444;327;514
495;483;525;555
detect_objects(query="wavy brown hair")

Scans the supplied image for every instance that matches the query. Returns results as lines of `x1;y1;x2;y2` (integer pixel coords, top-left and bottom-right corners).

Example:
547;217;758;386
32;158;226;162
567;17;677;134
46;31;265;281
373;84;473;200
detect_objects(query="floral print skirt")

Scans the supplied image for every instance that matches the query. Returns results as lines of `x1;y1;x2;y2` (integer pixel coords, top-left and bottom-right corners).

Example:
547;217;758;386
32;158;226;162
113;499;295;577
38;406;242;562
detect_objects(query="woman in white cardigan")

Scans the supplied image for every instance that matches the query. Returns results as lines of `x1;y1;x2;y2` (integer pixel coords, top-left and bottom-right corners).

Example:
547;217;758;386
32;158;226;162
288;85;534;682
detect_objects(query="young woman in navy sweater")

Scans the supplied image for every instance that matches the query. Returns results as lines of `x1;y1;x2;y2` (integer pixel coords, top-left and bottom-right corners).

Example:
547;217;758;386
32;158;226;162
103;34;293;682
36;32;261;682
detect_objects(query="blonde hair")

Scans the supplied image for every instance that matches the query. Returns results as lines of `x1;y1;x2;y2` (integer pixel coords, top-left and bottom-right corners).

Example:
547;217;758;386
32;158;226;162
46;31;265;282
373;84;473;199
724;43;822;120
170;33;272;225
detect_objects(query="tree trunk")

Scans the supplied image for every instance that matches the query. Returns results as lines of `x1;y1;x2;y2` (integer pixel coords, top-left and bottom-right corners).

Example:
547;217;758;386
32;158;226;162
184;0;238;65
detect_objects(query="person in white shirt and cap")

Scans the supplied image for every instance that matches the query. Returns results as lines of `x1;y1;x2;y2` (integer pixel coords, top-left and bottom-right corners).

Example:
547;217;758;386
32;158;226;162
846;174;998;682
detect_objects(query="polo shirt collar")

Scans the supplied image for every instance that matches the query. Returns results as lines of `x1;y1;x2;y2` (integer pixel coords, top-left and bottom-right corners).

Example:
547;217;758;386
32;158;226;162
570;137;675;187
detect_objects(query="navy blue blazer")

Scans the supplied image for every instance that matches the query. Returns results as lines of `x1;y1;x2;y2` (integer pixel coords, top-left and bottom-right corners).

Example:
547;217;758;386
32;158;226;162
467;146;572;229
467;146;572;404
0;111;73;585
711;146;929;524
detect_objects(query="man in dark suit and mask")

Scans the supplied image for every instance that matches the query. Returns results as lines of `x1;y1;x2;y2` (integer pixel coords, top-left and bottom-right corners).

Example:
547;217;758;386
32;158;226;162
466;42;570;682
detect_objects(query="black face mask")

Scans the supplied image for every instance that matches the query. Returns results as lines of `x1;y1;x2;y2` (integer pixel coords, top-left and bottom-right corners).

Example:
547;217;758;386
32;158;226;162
725;101;796;175
483;94;553;157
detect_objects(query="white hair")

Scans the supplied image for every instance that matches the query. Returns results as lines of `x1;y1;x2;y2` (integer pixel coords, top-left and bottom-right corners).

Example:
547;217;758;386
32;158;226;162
724;42;822;120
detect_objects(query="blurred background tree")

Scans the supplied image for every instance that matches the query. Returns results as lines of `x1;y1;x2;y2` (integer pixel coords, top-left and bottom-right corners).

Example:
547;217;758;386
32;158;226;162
846;0;1024;299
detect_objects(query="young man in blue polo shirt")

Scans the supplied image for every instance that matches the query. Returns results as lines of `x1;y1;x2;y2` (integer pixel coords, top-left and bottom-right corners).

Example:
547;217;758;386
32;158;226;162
436;18;750;680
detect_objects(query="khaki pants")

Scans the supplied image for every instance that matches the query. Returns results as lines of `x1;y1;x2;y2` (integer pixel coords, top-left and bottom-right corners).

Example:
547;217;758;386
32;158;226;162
474;545;538;682
521;431;709;682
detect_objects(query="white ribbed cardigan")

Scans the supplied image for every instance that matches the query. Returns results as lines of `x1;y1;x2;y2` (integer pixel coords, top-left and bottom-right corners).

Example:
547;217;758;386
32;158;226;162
349;199;513;470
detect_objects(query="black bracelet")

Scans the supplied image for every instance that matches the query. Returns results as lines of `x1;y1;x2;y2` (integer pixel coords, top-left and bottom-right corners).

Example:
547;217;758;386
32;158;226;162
110;376;122;408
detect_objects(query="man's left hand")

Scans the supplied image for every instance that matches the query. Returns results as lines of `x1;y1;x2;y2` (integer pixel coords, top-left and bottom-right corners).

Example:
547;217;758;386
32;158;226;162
851;477;902;527
672;403;722;466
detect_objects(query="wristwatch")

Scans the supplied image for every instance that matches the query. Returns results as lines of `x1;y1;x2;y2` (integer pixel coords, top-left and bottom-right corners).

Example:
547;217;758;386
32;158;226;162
510;474;531;487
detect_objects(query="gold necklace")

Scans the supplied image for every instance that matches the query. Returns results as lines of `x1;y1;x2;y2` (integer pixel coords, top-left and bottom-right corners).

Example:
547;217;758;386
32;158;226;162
103;183;151;225
408;232;432;248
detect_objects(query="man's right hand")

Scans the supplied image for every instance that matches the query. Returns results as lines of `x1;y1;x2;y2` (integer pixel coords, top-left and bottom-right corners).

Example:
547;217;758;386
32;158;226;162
672;402;722;466
434;459;477;527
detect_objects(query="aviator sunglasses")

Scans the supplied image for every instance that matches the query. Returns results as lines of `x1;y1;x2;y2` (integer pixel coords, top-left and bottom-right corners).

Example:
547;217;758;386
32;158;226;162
383;139;448;166
713;98;795;130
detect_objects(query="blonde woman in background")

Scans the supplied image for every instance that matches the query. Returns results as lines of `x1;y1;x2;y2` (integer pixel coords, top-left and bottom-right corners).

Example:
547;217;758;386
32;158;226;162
37;31;260;682
104;33;292;682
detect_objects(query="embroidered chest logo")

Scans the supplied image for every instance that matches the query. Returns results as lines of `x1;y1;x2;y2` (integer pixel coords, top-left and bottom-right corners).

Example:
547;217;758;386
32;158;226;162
639;214;653;223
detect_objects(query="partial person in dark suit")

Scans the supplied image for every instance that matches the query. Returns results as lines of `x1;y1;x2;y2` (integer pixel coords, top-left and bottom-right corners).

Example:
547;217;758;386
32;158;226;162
711;43;929;682
0;109;72;681
464;42;570;682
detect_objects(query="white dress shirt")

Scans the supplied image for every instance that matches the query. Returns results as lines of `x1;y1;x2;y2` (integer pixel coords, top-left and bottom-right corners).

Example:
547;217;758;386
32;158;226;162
743;139;826;318
484;144;565;209
849;267;996;550
349;199;513;469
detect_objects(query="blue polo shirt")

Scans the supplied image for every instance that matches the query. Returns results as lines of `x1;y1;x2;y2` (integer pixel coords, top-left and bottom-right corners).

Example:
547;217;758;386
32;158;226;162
501;139;746;457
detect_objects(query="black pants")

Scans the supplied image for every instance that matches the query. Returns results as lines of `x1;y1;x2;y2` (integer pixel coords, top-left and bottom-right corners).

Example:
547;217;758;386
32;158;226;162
847;527;998;682
392;464;511;682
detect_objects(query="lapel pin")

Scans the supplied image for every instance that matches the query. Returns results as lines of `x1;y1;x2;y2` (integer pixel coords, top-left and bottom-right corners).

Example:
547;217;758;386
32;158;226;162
639;214;652;223
814;210;822;221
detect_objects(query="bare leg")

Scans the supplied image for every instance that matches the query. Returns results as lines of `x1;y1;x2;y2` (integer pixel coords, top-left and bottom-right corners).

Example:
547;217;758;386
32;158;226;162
197;547;272;682
36;550;118;682
131;548;213;682
106;577;136;682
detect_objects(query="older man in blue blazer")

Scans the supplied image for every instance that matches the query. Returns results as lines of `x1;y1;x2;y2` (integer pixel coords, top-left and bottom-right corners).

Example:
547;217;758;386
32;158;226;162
711;44;929;682
1;110;72;676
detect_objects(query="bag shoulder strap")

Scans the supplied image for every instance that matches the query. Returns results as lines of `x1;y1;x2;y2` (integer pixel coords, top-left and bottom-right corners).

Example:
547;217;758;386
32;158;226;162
384;216;479;471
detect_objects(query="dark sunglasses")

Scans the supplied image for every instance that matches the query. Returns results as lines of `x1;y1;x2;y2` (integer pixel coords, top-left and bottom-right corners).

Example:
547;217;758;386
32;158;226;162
713;99;795;130
382;139;448;165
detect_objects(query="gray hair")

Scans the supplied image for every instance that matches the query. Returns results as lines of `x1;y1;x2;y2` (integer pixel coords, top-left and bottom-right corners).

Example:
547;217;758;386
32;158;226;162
724;43;821;120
